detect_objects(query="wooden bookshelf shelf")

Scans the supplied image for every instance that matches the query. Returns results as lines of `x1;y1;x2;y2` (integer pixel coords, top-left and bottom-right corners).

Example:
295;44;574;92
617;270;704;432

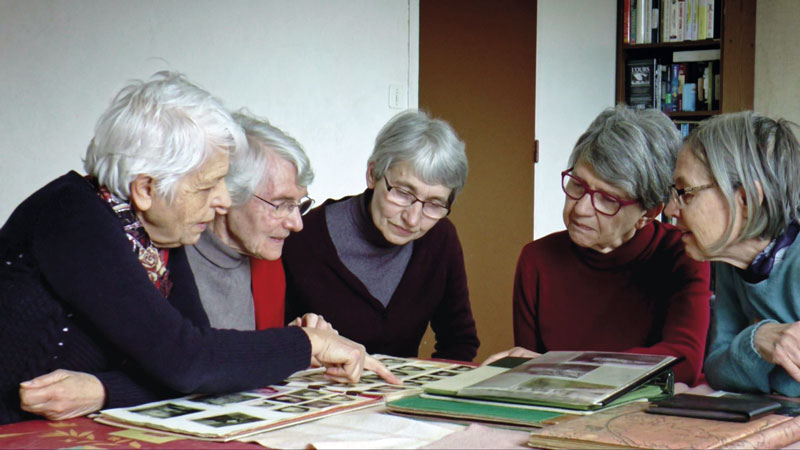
615;0;755;122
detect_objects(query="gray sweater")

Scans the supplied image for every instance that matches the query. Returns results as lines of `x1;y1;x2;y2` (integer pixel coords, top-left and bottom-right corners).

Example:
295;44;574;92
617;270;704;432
186;229;255;330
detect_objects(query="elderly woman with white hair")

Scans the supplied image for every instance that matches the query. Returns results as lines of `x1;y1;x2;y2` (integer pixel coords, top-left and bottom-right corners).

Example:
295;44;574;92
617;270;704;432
0;72;394;425
187;110;317;331
665;111;800;395
485;105;712;386
282;110;480;361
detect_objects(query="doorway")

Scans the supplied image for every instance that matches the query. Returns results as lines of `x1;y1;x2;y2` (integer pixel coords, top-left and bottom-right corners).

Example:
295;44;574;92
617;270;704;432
418;0;537;362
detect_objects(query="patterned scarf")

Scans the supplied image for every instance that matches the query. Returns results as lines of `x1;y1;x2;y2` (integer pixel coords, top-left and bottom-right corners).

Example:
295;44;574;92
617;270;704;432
87;176;173;297
742;221;800;284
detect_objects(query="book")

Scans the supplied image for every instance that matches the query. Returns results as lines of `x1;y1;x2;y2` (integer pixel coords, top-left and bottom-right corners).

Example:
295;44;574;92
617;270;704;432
387;393;564;429
647;393;781;422
455;351;676;411
651;0;661;43
624;0;631;44
528;402;800;450
627;59;658;109
94;356;474;442
672;48;720;62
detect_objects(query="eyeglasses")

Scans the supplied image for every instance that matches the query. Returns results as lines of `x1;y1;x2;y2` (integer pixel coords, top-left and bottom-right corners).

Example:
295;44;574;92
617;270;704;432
253;194;315;218
669;183;715;209
383;177;450;219
561;169;639;216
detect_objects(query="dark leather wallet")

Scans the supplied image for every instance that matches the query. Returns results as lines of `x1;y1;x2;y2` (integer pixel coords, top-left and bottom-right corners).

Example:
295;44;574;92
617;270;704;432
646;393;782;422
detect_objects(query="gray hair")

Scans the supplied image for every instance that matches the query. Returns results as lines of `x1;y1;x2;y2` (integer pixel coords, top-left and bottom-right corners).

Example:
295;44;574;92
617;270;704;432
368;110;468;203
226;110;314;206
568;104;681;210
685;111;800;248
83;71;246;203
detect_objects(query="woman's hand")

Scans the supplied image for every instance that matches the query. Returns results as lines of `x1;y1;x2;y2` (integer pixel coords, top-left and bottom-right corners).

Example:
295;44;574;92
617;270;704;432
19;369;106;420
290;314;339;367
302;328;401;385
289;313;338;333
481;346;540;366
754;321;800;382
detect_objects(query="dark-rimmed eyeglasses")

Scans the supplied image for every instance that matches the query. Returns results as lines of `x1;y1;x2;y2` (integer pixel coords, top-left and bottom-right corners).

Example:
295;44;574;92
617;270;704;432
253;194;315;218
383;177;450;219
669;183;715;209
561;169;639;216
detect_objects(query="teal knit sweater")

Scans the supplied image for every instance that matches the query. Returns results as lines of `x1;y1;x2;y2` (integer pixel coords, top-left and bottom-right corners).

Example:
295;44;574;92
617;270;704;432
705;237;800;395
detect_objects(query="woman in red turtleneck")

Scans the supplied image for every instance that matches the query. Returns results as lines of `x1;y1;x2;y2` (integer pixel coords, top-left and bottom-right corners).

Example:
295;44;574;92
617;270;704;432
485;105;711;386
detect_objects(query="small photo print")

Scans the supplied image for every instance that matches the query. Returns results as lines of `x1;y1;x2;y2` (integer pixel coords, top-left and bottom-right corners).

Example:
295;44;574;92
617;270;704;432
275;405;312;414
252;401;279;408
571;352;664;367
132;403;203;419
409;375;439;383
377;357;408;366
402;380;424;387
326;394;356;403
192;412;263;428
190;393;260;406
360;373;385;383
302;400;338;409
523;363;595;379
394;365;426;373
430;370;458;377
269;395;307;404
365;385;407;394
291;389;326;399
390;369;410;377
451;365;475;372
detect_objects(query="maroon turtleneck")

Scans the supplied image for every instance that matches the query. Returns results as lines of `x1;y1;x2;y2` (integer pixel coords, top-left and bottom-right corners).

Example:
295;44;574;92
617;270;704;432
512;220;711;385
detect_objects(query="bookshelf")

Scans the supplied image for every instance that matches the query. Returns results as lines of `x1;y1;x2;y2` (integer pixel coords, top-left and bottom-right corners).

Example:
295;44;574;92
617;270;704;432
615;0;755;123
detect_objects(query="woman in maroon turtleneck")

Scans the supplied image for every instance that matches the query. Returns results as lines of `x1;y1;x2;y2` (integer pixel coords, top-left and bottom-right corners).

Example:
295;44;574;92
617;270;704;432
485;105;711;386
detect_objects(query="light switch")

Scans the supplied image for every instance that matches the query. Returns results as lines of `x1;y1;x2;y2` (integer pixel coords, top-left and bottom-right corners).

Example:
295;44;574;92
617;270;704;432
388;84;407;109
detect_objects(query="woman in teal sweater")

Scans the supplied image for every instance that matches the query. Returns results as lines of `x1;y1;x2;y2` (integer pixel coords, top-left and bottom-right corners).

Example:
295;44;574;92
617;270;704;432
665;111;800;395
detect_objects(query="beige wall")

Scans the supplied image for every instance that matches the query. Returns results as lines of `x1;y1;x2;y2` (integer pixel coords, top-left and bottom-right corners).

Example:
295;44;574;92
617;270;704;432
755;0;800;123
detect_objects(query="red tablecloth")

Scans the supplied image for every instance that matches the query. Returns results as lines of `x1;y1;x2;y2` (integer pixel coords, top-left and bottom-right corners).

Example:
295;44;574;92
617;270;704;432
0;417;263;449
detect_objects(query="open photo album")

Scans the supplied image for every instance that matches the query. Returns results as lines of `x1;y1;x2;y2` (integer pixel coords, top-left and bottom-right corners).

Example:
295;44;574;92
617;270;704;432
94;355;476;441
455;351;677;410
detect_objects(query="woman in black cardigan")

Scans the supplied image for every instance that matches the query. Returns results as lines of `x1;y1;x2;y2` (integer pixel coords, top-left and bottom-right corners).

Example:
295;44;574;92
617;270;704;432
0;71;395;425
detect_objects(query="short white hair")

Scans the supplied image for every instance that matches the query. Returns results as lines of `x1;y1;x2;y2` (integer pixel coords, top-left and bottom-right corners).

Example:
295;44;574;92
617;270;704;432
83;71;246;203
227;110;313;206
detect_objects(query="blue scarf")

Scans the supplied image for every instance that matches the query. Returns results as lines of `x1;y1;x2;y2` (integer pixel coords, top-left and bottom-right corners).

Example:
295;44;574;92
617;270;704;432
741;221;800;284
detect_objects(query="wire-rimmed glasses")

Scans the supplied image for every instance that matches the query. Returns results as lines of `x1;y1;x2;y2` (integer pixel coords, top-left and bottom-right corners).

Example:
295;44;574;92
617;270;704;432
669;183;715;209
253;194;315;218
383;177;450;219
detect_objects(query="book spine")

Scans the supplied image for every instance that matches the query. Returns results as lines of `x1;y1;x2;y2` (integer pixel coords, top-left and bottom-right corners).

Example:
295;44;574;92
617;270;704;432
713;60;720;110
636;0;647;44
706;0;715;39
697;0;707;40
651;0;660;43
655;63;662;110
669;0;678;41
624;0;631;43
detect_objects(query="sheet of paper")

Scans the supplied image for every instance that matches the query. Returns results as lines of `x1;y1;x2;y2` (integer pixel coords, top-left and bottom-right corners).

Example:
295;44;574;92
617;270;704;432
244;405;462;449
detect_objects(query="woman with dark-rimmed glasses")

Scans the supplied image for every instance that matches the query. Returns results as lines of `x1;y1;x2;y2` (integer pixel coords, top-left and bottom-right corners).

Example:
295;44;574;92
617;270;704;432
484;105;711;386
